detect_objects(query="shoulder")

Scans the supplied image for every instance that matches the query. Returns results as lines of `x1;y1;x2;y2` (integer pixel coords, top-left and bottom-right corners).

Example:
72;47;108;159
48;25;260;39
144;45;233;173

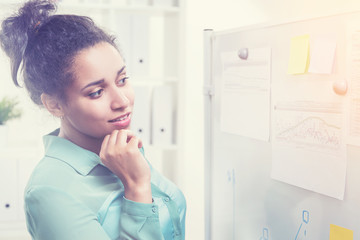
25;155;79;193
24;184;93;224
25;154;123;213
24;185;105;240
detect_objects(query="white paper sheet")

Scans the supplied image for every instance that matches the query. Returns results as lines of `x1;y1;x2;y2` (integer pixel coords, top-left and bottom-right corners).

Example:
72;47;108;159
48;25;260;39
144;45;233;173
271;101;347;200
220;48;271;141
308;35;337;74
346;22;360;146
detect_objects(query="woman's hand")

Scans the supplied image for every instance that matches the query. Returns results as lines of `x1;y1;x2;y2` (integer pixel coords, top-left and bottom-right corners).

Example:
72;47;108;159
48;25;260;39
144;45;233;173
99;130;152;203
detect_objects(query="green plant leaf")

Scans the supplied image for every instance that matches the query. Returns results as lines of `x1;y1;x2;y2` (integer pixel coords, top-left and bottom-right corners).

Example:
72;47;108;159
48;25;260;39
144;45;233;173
0;97;22;125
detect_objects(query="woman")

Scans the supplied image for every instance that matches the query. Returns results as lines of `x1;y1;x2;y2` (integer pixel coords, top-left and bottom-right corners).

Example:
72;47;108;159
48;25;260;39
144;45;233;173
0;0;186;239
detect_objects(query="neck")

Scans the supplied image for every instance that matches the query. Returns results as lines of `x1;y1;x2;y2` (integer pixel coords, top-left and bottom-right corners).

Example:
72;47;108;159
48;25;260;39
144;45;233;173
58;125;103;155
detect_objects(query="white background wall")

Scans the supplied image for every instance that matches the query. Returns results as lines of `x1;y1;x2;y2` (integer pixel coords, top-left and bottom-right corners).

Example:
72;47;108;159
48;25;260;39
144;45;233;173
181;0;360;239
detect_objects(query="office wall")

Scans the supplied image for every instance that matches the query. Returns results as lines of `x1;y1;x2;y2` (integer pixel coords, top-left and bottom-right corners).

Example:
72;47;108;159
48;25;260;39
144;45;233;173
181;0;360;239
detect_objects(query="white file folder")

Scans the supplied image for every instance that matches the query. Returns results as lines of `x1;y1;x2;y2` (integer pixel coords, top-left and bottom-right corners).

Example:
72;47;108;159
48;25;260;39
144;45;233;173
152;85;173;145
0;158;18;221
112;14;132;74
131;86;151;145
130;15;149;77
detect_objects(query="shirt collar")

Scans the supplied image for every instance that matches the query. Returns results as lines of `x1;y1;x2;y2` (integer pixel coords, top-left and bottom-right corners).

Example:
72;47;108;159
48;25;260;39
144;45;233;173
43;129;103;176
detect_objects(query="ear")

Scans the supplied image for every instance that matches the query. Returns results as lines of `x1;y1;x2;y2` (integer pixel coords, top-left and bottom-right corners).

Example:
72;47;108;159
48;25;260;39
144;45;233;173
41;93;65;118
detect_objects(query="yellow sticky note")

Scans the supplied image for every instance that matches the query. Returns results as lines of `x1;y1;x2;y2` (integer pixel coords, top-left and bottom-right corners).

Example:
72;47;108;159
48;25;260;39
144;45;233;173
330;224;353;240
287;34;310;74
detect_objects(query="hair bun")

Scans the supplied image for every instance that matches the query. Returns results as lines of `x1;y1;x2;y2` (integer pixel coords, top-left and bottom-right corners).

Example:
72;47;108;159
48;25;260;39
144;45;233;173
0;0;56;86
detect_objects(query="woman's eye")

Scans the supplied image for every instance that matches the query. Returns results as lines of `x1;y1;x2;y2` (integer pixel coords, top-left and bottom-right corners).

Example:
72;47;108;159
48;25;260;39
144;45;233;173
117;77;129;86
88;89;103;98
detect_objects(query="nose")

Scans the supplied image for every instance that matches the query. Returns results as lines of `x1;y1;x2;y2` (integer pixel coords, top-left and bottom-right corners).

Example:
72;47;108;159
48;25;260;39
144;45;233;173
110;87;129;110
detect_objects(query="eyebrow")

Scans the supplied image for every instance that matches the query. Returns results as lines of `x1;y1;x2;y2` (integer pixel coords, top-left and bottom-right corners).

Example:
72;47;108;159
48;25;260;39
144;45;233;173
115;66;126;80
81;79;105;92
80;66;126;91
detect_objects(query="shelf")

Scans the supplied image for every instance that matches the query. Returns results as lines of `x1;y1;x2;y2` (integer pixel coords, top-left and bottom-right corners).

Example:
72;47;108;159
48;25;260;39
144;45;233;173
0;1;180;15
58;3;180;15
0;220;27;231
0;221;29;240
144;144;178;151
130;77;178;86
153;144;177;150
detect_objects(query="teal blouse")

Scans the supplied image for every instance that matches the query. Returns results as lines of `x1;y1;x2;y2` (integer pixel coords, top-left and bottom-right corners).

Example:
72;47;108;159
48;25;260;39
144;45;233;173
24;130;186;240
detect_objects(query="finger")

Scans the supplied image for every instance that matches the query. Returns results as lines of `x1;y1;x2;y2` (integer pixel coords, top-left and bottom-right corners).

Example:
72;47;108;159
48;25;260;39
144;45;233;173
122;130;142;148
107;130;119;147
100;134;110;158
124;130;136;143
117;129;137;144
137;138;143;149
127;135;140;149
116;129;129;146
102;134;110;148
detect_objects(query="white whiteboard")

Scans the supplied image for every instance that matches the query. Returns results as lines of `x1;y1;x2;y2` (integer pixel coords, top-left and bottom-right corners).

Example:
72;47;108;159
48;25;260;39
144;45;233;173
204;11;360;240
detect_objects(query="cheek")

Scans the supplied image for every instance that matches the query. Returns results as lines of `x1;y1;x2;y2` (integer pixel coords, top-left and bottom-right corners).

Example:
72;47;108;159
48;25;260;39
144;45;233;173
66;100;107;122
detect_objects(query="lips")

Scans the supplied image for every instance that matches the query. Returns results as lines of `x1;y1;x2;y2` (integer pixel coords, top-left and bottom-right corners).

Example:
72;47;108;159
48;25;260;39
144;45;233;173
108;113;131;123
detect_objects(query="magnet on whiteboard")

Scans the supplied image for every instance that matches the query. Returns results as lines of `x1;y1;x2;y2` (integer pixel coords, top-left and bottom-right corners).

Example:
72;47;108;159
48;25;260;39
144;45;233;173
333;80;347;95
237;48;248;60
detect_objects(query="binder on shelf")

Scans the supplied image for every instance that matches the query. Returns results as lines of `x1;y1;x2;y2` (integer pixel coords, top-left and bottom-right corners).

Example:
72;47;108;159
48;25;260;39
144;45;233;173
131;86;152;145
112;14;132;73
130;15;150;77
152;85;173;146
0;158;18;221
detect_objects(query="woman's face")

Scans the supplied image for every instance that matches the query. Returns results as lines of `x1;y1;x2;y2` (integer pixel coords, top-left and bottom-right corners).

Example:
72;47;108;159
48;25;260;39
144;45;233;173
60;42;134;141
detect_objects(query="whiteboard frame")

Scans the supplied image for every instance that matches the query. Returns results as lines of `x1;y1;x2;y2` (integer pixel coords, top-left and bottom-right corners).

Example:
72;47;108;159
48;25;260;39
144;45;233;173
203;9;360;240
203;29;214;240
214;7;360;38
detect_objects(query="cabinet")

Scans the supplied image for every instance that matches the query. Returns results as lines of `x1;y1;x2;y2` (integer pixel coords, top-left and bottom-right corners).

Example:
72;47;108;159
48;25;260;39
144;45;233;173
0;148;40;240
0;1;184;239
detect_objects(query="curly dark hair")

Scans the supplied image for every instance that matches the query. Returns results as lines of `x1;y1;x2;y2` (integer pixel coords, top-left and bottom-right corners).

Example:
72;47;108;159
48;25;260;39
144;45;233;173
0;0;118;105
